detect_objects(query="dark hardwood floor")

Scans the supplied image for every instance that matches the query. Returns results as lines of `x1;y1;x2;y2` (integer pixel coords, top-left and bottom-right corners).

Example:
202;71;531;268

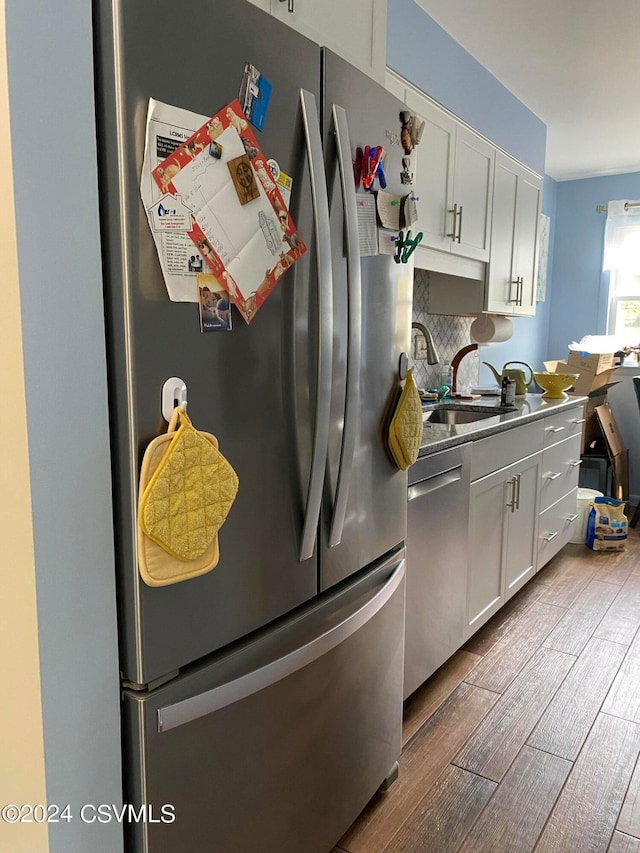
336;525;640;852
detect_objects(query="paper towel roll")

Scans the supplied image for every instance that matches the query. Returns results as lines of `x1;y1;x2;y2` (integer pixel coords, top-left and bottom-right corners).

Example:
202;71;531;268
470;314;514;344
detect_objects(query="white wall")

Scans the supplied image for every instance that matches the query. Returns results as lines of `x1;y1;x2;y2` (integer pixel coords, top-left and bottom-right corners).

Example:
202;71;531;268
4;1;123;851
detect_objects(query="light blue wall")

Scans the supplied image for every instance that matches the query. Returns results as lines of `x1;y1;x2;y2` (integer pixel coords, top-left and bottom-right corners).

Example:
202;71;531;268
5;1;123;851
548;172;640;358
477;177;558;384
387;0;546;174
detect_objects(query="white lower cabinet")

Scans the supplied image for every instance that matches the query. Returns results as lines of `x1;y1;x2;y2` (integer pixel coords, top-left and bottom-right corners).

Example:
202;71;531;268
538;489;579;567
466;451;541;639
537;416;584;567
420;405;586;653
467;468;509;637
504;454;541;597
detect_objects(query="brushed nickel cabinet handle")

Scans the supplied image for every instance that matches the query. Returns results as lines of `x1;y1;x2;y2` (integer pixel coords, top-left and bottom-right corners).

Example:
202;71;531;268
280;0;294;11
506;476;517;512
566;513;579;523
570;460;582;467
515;472;521;510
543;531;559;542
447;204;458;239
457;205;463;243
545;472;562;481
545;425;566;434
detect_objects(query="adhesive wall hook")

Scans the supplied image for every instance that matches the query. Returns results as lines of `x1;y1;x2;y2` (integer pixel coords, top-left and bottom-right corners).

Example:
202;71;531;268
162;377;187;421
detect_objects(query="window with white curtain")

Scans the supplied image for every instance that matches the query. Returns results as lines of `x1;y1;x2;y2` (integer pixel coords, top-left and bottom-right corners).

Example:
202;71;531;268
605;200;640;346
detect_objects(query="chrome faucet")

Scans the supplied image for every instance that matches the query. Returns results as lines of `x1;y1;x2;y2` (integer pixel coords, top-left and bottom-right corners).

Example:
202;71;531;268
411;322;440;365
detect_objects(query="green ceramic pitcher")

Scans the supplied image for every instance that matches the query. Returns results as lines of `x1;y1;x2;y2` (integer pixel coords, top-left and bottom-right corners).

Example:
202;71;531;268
482;360;534;396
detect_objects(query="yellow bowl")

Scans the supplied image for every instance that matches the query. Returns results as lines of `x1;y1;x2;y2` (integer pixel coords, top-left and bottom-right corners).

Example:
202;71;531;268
534;371;579;399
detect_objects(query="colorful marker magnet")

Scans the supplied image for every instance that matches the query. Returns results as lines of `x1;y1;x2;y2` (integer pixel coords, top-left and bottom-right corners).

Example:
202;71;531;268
354;147;363;189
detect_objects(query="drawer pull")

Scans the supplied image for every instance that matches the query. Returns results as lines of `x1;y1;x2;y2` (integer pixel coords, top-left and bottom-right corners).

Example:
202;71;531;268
566;513;579;523
572;418;587;425
543;531;559;542
545;426;566;434
506;476;517;512
545;472;563;481
569;460;582;467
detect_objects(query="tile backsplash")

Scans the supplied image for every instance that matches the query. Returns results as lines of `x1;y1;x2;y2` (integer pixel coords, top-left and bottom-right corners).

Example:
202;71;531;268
411;269;480;391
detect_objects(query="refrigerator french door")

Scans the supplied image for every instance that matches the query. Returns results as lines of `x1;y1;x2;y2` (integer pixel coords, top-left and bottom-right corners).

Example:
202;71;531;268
96;0;326;687
94;0;410;849
321;50;413;590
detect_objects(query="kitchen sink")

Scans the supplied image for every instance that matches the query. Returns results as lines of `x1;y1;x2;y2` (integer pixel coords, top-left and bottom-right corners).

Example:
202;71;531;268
423;403;515;425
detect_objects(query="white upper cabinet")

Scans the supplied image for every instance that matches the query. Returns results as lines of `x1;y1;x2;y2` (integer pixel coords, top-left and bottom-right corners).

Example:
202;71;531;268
403;91;456;254
268;0;387;82
404;87;494;263
486;152;541;316
452;126;495;262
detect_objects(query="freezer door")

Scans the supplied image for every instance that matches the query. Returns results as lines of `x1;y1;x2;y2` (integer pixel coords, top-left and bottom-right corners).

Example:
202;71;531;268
122;553;405;853
94;0;330;684
321;51;412;590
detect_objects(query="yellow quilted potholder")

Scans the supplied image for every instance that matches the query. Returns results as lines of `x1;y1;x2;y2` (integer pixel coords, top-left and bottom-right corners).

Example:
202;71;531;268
387;369;422;470
138;431;220;587
139;407;239;564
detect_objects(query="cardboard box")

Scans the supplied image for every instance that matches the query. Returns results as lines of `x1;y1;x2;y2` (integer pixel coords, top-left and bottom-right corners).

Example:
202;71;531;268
594;401;629;502
543;358;615;397
543;360;569;372
595;402;625;457
567;351;615;374
570;368;615;396
612;449;629;503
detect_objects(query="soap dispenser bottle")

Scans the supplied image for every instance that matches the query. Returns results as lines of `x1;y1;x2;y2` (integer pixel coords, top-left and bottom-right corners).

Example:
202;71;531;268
440;362;453;390
500;375;516;406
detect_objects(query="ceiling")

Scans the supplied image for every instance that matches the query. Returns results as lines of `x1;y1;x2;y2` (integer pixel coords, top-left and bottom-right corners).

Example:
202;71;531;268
414;0;640;181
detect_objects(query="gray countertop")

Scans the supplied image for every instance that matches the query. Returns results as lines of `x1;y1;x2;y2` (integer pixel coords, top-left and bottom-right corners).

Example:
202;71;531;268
418;393;588;458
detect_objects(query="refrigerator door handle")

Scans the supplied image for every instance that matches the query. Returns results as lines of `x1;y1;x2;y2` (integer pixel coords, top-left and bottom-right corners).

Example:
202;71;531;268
299;88;333;562
328;104;362;548
156;560;405;732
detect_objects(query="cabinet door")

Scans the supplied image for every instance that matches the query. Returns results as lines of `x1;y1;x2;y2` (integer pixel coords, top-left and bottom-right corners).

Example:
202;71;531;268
270;0;387;81
513;169;542;316
451;125;494;262
466;469;508;638
504;454;540;599
404;91;456;254
485;153;518;314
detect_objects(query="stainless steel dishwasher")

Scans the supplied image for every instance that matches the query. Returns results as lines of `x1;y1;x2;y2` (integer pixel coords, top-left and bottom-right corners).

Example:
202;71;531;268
404;443;471;699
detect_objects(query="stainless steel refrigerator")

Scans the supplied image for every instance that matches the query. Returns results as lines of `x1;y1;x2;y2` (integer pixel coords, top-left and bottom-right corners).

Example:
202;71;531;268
93;1;412;850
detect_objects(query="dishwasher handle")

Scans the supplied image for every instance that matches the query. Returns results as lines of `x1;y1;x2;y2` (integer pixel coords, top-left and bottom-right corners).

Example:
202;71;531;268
408;467;462;501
